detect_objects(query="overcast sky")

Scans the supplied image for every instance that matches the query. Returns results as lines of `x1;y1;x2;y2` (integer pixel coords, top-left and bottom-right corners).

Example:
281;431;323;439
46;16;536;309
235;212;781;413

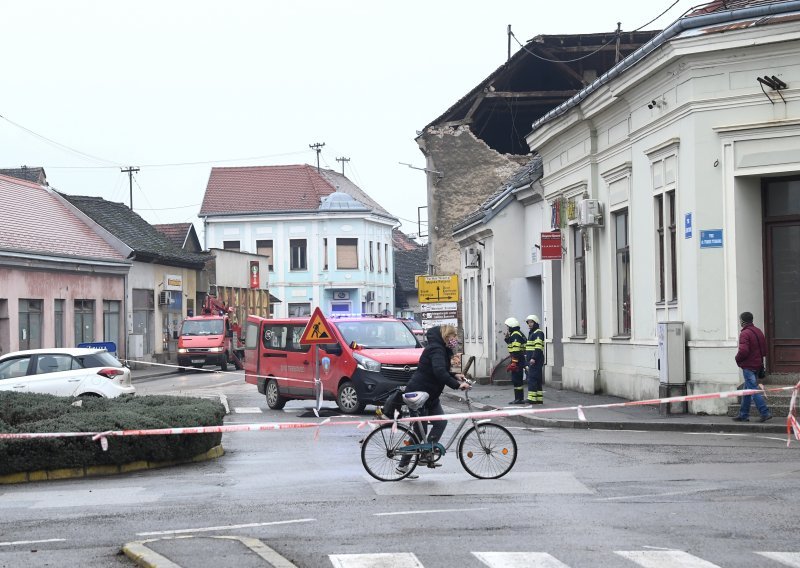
1;0;698;241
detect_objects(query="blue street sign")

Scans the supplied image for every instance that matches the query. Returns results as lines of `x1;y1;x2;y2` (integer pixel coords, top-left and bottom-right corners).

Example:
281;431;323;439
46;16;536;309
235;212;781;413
700;229;723;248
684;213;692;239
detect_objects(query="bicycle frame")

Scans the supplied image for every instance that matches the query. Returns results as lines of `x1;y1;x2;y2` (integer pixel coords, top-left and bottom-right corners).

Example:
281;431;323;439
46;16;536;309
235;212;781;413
401;389;488;454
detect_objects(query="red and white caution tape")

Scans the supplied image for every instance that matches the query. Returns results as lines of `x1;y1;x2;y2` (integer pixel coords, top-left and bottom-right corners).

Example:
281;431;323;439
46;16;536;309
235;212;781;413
2;384;800;449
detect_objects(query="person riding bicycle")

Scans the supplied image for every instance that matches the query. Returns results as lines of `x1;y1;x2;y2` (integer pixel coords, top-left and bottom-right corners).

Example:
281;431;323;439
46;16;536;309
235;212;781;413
396;324;470;478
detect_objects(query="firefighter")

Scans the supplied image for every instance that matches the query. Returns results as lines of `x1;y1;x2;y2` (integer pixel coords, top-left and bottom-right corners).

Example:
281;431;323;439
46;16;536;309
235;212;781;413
525;314;545;404
503;317;527;404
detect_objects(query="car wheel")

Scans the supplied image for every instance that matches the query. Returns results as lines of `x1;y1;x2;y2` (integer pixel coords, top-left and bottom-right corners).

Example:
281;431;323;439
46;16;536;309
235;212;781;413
337;380;366;414
177;367;186;373
78;393;102;399
220;356;228;372
265;379;287;410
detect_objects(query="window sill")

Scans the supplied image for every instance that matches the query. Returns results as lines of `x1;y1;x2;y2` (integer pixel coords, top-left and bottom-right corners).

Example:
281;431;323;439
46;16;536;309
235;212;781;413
611;334;631;340
569;335;587;340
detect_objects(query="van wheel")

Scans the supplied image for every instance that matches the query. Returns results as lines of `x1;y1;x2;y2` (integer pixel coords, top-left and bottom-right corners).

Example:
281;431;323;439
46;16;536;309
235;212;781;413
337;381;366;414
266;379;287;410
220;356;228;372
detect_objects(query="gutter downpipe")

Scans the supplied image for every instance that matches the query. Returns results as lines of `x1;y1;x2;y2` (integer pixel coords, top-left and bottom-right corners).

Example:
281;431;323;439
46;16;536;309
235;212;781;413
531;1;800;131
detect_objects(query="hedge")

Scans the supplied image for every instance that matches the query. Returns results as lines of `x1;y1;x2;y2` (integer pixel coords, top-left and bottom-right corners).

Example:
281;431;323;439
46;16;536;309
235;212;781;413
0;392;225;475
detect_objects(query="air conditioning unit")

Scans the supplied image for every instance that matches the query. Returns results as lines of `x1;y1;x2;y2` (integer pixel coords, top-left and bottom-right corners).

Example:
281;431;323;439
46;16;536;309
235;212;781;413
365;291;375;302
578;199;604;228
333;291;350;300
158;291;172;305
465;247;481;268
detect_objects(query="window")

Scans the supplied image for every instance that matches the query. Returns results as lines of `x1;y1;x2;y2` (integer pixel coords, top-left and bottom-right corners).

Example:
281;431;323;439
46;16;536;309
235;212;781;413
132;289;155;355
323;238;328;270
74;299;95;344
650;149;679;304
336;238;358;269
18;299;42;350
384;244;389;273
103;300;121;348
54;299;64;348
256;239;274;271
223;240;240;251
574;228;587;336
369;240;374;271
290;239;307;270
377;242;382;272
288;302;311;317
463;277;470;341
477;272;483;340
615;210;631;336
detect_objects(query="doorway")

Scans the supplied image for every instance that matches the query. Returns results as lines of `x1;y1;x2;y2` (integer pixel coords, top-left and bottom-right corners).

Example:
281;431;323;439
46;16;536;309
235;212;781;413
763;176;800;373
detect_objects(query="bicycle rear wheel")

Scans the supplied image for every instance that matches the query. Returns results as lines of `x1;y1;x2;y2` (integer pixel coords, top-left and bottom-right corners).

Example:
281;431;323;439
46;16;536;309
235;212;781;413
361;424;421;482
458;422;517;479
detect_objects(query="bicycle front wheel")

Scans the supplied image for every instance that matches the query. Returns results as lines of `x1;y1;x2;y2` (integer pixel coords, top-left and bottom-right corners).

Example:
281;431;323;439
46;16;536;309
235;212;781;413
361;424;420;482
458;422;517;479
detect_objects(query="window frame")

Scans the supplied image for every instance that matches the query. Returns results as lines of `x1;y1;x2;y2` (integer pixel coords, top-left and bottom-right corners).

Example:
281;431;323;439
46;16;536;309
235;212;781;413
256;239;274;271
289;239;308;271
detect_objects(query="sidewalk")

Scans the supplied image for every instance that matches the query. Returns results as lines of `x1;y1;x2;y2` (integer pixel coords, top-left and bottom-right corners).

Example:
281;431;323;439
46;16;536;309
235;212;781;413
441;382;789;434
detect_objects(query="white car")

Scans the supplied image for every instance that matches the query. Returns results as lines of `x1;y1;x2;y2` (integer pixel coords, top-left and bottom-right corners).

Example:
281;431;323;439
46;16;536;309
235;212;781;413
0;348;135;398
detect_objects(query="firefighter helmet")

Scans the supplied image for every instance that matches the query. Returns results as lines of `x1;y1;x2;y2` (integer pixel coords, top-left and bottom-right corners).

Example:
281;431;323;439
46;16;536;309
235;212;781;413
504;317;520;328
525;314;540;324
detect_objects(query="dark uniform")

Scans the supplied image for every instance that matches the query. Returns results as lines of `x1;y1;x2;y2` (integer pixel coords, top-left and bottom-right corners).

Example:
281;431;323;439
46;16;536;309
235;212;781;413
504;320;527;404
525;318;545;404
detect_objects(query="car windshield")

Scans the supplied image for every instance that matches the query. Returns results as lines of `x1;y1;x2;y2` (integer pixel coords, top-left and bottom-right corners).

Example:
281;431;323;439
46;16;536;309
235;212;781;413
334;320;418;349
181;319;224;336
403;320;423;332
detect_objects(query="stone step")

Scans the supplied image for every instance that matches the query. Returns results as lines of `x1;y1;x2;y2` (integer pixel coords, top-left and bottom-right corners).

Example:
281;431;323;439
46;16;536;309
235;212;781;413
757;374;800;386
726;403;795;418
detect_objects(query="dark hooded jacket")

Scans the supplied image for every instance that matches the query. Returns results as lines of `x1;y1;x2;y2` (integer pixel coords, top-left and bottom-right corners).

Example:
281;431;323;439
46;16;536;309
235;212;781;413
405;325;461;403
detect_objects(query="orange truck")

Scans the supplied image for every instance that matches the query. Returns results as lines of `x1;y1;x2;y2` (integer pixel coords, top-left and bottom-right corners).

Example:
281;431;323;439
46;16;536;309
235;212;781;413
177;295;245;372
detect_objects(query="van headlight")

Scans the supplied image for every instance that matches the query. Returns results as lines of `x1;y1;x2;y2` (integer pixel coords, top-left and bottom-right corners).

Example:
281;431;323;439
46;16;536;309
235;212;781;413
353;353;381;372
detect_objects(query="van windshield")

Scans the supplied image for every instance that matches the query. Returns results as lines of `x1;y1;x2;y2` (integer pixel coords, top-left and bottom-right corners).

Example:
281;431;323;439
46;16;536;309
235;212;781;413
333;320;418;349
181;319;224;336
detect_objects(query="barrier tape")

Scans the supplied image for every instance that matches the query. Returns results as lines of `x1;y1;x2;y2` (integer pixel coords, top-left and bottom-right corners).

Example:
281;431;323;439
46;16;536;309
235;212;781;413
2;384;799;449
124;359;318;387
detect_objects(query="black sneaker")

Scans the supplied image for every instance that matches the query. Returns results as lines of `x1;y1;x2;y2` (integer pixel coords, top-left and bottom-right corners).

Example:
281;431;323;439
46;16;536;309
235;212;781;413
732;416;749;422
395;466;419;479
759;413;773;423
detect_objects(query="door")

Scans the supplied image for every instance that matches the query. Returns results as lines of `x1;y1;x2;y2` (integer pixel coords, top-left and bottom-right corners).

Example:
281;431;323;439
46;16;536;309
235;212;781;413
763;177;800;373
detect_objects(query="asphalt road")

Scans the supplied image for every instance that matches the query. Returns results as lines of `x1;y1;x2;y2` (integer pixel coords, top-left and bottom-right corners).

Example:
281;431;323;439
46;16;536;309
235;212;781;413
1;370;798;568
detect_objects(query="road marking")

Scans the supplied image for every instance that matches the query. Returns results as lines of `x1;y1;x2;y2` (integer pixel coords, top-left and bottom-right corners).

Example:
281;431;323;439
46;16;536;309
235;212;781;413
1;487;159;509
330;553;423;567
616;550;721;567
474;551;571;567
594;488;715;502
0;538;66;547
215;536;299;567
369;472;592;496
137;518;315;536
122;541;182;568
757;552;800;567
684;432;748;437
375;507;487;517
233;407;263;413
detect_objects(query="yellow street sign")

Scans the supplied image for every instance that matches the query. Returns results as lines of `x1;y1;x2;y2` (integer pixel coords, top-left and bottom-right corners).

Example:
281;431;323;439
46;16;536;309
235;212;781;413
417;275;459;303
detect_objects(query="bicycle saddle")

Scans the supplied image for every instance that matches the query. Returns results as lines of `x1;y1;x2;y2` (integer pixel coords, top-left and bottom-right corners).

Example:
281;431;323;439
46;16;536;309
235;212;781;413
403;391;429;411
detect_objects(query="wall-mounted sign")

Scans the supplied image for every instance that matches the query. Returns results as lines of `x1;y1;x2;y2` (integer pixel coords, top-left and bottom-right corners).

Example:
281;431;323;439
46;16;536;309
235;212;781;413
249;261;260;289
540;231;563;260
684;213;692;239
700;229;723;248
418;275;459;303
164;274;183;291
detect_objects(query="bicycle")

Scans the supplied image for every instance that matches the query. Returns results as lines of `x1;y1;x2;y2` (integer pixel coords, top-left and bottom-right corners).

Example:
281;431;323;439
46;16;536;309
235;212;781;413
360;384;518;481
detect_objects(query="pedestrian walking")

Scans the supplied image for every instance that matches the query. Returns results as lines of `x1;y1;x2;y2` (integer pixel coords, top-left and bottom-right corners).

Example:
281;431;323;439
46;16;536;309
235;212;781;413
504;317;527;404
524;314;545;404
733;311;772;423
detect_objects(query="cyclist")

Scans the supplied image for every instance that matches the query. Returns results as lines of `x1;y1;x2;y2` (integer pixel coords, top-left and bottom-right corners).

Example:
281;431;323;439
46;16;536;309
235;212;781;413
396;324;470;478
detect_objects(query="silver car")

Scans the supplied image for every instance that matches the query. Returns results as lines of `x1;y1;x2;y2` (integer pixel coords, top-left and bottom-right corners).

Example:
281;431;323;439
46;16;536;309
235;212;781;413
0;348;135;398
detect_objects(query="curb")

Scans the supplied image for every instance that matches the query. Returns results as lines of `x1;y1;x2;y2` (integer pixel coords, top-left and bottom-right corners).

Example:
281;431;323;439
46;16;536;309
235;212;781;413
0;445;225;485
441;391;787;434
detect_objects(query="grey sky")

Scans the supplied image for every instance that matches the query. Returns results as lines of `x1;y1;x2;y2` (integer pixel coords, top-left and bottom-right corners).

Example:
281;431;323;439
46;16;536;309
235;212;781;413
1;0;696;240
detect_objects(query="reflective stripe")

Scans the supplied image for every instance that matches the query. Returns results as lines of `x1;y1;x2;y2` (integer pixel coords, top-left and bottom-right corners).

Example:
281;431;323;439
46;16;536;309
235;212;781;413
507;330;526;353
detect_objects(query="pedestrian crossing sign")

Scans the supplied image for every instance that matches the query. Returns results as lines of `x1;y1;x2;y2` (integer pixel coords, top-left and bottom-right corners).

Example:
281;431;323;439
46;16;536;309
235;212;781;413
300;307;336;345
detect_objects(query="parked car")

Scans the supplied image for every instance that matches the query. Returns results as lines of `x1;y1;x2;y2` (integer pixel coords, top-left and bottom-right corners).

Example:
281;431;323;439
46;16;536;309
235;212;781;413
400;318;426;345
244;315;423;414
0;348;135;398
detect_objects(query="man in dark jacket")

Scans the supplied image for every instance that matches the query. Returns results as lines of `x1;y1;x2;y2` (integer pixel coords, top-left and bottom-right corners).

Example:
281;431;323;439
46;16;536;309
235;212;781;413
397;324;469;478
524;315;545;404
733;311;772;422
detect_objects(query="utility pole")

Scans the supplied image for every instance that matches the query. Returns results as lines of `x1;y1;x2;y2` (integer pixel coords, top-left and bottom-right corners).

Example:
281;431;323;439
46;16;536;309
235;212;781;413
507;25;512;61
309;142;325;173
121;166;140;210
335;156;350;176
615;22;622;63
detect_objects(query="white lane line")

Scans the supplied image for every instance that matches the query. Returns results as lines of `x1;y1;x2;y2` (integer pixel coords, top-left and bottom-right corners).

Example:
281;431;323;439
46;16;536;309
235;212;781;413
474;551;571;567
375;507;486;517
684;432;749;437
330;553;423;567
616;550;721;567
757;552;800;567
233;407;263;413
215;536;299;568
594;489;712;502
0;538;66;547
136;517;315;536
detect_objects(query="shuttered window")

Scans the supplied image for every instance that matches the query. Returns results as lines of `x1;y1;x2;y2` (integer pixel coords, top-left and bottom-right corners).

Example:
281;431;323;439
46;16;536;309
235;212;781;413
336;238;358;269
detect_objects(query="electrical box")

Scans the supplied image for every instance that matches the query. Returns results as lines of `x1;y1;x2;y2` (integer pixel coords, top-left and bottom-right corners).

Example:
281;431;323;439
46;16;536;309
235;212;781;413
578;199;604;228
657;321;685;384
129;334;144;359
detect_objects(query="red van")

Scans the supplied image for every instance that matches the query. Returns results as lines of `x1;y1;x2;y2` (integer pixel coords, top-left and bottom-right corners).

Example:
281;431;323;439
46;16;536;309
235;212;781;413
244;315;423;414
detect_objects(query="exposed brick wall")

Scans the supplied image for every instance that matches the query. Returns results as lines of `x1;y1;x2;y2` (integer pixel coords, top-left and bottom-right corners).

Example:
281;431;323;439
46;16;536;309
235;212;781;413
418;125;530;276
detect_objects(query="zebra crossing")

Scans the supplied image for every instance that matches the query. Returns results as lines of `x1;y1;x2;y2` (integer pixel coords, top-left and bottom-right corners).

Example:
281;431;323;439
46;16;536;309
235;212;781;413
328;550;800;568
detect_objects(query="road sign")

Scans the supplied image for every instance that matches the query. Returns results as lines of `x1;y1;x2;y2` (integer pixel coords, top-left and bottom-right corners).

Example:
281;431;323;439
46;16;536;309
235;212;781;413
418;275;459;303
299;307;336;344
420;302;457;312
